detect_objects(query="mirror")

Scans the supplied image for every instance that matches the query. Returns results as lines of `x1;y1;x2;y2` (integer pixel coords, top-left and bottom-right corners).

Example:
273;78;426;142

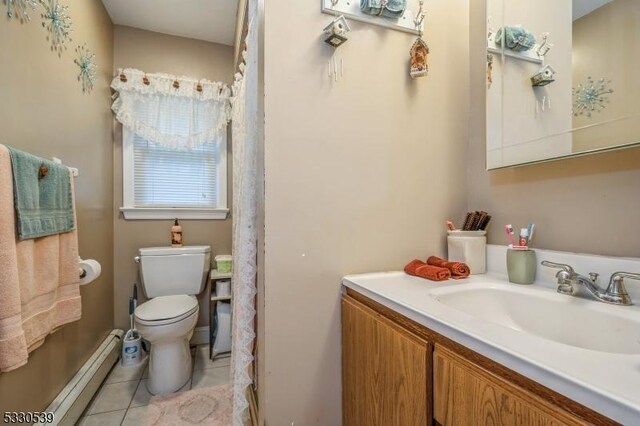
486;0;640;169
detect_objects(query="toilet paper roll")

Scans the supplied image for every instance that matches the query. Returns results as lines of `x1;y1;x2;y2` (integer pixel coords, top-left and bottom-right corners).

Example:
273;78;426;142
79;259;102;286
216;280;231;298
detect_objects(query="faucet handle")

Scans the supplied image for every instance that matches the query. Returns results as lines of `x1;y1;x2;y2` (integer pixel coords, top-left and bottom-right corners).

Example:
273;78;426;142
610;272;640;282
541;261;575;295
604;272;639;306
541;261;575;275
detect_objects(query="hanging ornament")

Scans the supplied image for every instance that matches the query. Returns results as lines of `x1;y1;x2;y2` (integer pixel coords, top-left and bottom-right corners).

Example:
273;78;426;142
322;15;350;48
74;43;96;93
410;38;429;79
487;54;494;88
5;0;38;21
41;0;73;55
409;1;428;79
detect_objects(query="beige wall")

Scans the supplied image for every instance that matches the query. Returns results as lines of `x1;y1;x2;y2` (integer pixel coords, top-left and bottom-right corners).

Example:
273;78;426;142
572;0;640;152
261;1;470;423
112;26;234;330
469;0;640;258
0;0;114;412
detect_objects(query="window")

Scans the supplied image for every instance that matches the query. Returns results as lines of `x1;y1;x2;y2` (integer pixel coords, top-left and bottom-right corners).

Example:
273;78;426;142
121;128;228;220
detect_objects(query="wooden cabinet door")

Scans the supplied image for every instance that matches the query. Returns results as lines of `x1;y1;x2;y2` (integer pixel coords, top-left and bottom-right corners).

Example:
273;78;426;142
342;296;431;426
434;346;588;426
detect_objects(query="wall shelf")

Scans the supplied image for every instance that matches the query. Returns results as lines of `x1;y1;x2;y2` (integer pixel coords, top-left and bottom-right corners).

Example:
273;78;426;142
487;33;543;65
321;0;423;36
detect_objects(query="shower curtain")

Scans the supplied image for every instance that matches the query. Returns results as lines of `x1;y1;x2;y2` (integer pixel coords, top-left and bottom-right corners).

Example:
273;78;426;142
230;1;258;423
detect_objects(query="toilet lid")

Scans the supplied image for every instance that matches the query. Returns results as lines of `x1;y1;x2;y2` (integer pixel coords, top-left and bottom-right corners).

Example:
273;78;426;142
135;295;198;322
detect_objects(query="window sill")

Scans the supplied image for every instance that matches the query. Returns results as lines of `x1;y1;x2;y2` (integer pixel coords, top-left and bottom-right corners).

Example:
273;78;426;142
120;207;229;220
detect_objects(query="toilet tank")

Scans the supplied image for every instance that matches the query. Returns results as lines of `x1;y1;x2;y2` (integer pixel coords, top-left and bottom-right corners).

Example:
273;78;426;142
138;246;211;298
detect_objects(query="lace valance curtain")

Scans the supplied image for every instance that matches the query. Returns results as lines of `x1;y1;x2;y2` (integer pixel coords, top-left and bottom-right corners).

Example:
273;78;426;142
111;68;231;150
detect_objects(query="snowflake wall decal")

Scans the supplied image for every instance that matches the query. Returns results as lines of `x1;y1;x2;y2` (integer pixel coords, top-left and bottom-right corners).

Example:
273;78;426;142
74;43;96;93
5;0;38;21
41;0;72;54
572;77;614;118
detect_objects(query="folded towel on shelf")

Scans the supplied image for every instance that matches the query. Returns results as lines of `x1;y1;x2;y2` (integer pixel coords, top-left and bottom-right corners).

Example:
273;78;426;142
360;0;407;18
426;256;471;279
0;145;81;373
7;147;75;240
404;259;451;282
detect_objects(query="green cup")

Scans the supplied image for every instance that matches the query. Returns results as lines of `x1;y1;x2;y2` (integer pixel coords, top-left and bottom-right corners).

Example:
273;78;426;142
506;249;537;285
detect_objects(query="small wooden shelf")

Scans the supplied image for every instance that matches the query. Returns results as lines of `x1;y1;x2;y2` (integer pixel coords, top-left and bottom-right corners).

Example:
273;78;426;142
210;295;232;302
320;0;424;36
487;33;543;65
210;269;232;280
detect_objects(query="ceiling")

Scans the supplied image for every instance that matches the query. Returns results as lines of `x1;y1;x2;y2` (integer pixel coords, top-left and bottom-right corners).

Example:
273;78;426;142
101;0;239;46
573;0;613;21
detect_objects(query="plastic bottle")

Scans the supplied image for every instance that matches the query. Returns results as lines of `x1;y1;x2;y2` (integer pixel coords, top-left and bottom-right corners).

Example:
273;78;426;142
171;219;183;247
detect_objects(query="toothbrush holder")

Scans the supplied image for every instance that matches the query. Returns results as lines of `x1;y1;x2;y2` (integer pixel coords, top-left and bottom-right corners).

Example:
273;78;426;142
506;249;537;285
447;230;487;274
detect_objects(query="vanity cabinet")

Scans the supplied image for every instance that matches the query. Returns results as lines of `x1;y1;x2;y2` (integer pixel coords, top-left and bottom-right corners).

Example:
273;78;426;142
342;289;615;426
342;296;431;426
433;346;584;425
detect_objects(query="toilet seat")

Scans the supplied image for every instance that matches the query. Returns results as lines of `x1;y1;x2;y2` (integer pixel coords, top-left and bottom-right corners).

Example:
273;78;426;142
135;295;198;326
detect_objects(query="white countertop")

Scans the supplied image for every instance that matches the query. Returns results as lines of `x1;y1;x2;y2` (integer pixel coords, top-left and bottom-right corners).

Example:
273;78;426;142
342;248;640;424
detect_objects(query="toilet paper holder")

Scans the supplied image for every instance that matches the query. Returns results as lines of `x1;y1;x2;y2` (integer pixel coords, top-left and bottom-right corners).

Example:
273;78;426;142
78;258;102;285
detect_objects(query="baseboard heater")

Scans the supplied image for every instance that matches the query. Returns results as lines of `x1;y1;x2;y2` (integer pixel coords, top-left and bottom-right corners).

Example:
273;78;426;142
35;329;124;426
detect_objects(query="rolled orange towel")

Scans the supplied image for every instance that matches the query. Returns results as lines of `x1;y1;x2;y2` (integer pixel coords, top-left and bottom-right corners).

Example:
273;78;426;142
426;256;470;279
404;259;425;275
404;259;451;281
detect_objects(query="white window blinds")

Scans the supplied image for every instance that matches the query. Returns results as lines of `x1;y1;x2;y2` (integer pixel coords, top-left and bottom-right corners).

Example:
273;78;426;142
132;134;221;208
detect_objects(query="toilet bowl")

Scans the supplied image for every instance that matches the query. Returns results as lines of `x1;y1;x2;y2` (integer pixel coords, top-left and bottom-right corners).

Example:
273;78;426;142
135;294;199;395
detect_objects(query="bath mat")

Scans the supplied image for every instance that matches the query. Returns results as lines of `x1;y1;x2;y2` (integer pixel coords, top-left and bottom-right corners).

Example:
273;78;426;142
147;384;232;425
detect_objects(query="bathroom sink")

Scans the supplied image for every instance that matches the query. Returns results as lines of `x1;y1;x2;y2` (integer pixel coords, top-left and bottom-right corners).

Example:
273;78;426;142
428;283;640;355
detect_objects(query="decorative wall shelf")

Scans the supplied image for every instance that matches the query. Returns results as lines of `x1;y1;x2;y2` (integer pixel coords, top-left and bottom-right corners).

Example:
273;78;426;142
321;0;423;36
487;32;543;65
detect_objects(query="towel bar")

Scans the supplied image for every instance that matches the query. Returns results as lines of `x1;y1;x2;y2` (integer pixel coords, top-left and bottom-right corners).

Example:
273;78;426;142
52;157;79;177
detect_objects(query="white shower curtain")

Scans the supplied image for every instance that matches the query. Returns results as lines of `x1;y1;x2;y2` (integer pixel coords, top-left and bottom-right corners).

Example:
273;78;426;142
230;1;259;423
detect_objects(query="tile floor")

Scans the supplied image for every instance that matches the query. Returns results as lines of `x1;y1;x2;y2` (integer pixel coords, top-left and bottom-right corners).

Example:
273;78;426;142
77;345;231;425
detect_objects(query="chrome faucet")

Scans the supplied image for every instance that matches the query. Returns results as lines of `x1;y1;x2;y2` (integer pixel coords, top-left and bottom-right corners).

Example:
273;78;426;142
541;261;640;306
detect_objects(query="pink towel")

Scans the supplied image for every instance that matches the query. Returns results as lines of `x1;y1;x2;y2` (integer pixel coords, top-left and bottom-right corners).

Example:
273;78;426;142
0;145;81;373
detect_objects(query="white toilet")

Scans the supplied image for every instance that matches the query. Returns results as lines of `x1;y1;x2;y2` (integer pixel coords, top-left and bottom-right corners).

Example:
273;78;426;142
134;245;211;395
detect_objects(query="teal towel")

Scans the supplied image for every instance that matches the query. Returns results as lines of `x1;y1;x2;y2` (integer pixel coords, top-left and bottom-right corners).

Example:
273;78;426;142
360;0;406;18
7;147;75;240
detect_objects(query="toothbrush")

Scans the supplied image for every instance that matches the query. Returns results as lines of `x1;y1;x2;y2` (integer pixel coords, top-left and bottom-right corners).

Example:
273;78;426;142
505;224;516;246
527;223;535;246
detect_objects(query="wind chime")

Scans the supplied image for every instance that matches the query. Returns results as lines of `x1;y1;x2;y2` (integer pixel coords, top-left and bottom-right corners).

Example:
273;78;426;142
409;1;428;79
323;0;351;82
